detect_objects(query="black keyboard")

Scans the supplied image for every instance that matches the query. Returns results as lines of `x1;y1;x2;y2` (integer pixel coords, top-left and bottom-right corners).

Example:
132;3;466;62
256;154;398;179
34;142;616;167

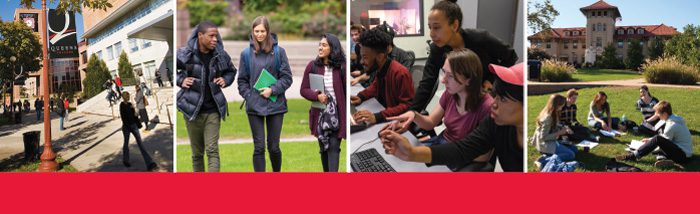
351;148;396;172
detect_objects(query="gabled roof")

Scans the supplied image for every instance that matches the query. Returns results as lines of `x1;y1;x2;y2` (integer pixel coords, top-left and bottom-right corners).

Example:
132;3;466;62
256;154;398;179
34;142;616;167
528;24;678;40
580;0;621;18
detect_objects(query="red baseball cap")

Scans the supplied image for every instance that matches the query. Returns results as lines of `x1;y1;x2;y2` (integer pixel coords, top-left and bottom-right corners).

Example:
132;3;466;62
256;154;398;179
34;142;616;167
489;63;524;86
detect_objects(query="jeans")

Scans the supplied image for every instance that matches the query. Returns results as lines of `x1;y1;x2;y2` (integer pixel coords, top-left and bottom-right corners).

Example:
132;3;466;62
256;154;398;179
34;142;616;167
248;113;284;172
590;117;620;130
554;143;577;161
36;110;42;121
186;112;221;172
59;116;65;130
122;123;154;168
421;134;449;146
319;137;341;172
138;108;149;129
636;135;690;164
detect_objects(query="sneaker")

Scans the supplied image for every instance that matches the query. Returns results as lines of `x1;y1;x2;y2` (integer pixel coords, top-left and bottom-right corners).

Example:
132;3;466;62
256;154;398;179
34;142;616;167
654;159;685;170
615;152;637;161
656;155;667;161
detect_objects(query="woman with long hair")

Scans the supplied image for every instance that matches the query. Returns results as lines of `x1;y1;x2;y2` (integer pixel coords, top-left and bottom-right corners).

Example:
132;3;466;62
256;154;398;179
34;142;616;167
533;94;576;161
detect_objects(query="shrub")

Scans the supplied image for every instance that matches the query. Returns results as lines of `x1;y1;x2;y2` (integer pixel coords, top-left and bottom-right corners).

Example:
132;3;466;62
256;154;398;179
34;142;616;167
540;59;576;82
642;56;699;85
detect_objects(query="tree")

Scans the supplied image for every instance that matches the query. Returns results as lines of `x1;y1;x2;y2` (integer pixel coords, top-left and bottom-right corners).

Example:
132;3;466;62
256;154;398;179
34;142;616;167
185;0;229;28
82;54;111;99
527;0;559;34
528;47;551;60
665;24;700;69
598;43;623;69
625;39;644;70
19;0;111;13
117;51;136;86
648;37;665;60
0;21;42;115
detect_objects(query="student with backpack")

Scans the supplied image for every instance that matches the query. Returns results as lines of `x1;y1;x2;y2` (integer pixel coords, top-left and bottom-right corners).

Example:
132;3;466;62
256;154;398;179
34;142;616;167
237;16;293;172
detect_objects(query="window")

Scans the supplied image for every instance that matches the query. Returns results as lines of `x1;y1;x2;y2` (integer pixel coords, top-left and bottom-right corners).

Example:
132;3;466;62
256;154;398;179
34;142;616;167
603;24;607;31
114;42;122;56
106;45;114;61
618;29;624;35
592;24;596;32
81;51;87;64
141;40;152;49
573;41;578;49
604;11;608;16
617;40;624;48
596;37;602;47
628;28;634;34
638;28;644;34
573;31;579;36
591;12;595;17
546;41;551;49
564;40;569;49
597;11;601;16
129;38;139;53
565;31;570;36
97;50;103;60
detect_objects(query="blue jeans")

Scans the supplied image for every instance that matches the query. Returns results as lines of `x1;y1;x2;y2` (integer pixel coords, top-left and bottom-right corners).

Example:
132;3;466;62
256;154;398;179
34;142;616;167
122;123;155;167
36;110;42;121
422;134;449;146
59;116;65;130
554;143;577;161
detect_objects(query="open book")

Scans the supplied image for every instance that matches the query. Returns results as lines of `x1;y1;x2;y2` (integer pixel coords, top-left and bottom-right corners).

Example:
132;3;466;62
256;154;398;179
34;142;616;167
253;68;278;102
576;140;599;149
599;129;623;137
625;140;645;152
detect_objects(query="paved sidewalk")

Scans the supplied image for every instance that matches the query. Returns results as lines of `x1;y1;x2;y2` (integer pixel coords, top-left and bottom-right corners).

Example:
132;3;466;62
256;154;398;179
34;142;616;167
528;78;700;95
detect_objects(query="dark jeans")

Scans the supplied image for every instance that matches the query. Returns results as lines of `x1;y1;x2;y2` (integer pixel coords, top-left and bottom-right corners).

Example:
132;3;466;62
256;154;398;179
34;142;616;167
569;125;598;142
186;112;221;172
319;137;341;172
592;117;620;130
122;123;154;168
248;113;284;172
637;135;690;164
138;108;149;129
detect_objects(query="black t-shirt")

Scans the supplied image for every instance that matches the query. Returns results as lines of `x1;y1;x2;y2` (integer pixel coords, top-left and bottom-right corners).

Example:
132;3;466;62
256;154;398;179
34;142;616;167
430;117;523;172
199;51;218;113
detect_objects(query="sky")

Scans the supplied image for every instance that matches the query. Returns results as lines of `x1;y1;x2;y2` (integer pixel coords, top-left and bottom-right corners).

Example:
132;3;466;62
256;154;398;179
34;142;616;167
529;0;700;35
1;0;84;39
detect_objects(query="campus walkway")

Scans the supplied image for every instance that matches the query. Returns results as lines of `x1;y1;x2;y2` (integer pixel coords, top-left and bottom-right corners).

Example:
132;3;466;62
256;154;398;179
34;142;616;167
0;86;174;172
529;78;700;95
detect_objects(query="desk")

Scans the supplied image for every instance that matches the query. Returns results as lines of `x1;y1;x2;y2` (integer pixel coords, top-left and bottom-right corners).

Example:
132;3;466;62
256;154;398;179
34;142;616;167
350;85;450;172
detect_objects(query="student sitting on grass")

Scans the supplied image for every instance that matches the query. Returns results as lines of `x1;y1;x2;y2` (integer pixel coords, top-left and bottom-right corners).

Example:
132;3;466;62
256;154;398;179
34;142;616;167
616;101;693;169
379;63;524;172
636;85;661;135
560;89;598;142
533;94;576;161
587;91;620;132
386;49;493;171
350;28;415;126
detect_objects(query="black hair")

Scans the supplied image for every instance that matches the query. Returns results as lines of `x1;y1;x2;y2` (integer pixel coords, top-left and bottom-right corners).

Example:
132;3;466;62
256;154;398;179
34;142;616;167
315;33;346;69
640;85;652;97
358;28;391;54
196;21;218;34
491;78;523;103
375;21;396;46
431;0;462;27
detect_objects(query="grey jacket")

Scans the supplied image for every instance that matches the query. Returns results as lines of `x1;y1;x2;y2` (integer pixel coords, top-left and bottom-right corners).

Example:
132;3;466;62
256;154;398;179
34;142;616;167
237;33;293;116
135;90;146;110
532;114;562;154
176;27;237;121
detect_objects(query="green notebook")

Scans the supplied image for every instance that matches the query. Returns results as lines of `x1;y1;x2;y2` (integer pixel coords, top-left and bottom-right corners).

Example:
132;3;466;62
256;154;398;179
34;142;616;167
253;68;278;102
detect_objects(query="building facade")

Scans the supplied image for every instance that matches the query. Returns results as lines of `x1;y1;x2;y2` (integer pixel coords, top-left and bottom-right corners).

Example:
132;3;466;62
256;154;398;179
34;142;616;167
528;0;678;64
81;0;173;85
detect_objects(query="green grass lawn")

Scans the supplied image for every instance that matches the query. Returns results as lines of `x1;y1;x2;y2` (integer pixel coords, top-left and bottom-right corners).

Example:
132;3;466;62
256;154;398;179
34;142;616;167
0;156;77;172
177;141;347;172
176;99;313;140
572;69;642;82
528;86;700;172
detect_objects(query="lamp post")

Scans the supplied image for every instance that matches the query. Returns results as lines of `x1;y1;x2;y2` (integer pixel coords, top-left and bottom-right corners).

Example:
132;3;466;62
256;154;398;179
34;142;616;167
38;0;57;171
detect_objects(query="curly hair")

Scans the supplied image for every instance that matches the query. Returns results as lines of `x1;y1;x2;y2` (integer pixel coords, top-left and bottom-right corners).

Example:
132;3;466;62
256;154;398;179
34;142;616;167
358;28;391;54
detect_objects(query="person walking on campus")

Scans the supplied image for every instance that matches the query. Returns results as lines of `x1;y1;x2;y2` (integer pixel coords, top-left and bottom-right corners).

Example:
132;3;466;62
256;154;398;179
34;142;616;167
114;74;123;98
238;16;293;172
119;91;158;171
56;98;66;131
34;97;43;121
300;33;346;172
155;69;164;88
135;85;150;131
177;21;237;172
63;97;69;122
